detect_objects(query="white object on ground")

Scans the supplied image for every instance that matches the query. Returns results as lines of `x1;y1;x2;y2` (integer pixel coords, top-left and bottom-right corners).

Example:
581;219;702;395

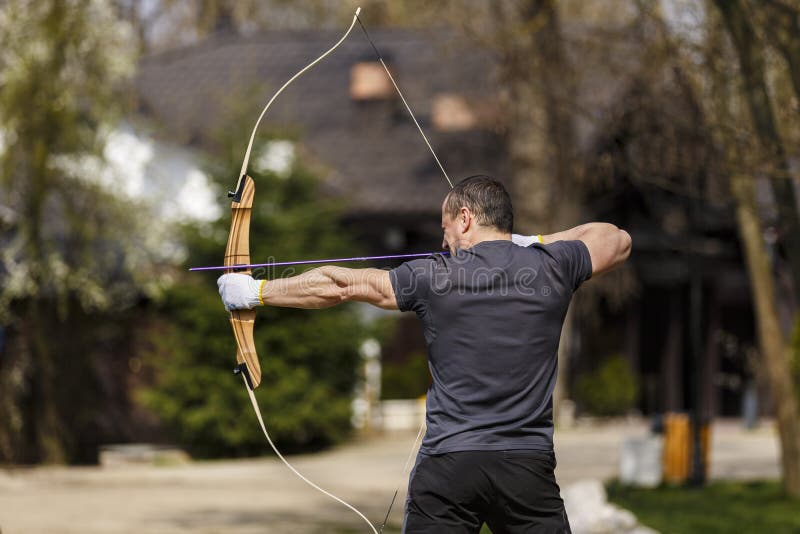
619;436;663;487
562;479;659;534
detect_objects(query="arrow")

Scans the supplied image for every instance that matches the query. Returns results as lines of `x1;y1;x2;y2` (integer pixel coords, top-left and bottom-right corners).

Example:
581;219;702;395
190;251;448;272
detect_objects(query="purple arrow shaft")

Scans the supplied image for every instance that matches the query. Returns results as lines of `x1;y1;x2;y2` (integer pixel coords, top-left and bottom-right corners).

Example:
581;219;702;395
189;251;448;272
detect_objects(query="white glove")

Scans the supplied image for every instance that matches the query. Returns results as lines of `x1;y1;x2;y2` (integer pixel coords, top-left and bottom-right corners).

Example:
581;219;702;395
217;273;265;311
512;233;541;247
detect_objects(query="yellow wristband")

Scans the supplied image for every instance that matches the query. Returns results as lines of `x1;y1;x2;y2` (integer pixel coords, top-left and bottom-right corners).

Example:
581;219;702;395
258;279;267;306
537;234;543;243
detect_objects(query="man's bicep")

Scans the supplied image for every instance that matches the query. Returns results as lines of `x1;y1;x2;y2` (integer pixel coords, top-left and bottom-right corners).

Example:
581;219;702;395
351;268;398;310
371;269;399;310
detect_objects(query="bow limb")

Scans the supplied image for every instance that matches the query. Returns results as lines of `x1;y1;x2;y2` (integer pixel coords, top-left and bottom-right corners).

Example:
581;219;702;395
238;7;362;180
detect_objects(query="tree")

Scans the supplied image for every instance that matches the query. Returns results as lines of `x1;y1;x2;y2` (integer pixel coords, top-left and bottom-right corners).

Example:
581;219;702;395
709;0;800;496
622;0;800;497
730;172;800;495
758;0;800;101
0;0;154;463
714;0;800;304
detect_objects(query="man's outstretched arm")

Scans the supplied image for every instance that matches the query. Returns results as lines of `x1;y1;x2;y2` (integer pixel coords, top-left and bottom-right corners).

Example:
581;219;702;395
539;223;632;276
218;266;398;311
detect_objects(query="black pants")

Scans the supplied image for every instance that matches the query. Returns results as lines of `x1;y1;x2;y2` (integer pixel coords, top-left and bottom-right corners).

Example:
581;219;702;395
402;450;571;534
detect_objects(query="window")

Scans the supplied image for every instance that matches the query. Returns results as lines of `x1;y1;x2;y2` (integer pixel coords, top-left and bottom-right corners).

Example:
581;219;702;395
432;94;477;132
350;62;393;101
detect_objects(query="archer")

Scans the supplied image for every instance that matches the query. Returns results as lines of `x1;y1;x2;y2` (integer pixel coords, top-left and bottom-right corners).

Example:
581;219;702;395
219;174;631;533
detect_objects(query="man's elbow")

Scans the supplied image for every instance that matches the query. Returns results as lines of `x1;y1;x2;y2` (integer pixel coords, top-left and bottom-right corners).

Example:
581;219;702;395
310;266;349;306
586;225;632;276
618;229;632;262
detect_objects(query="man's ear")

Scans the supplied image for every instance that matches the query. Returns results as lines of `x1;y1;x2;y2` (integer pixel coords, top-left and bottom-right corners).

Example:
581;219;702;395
459;207;472;233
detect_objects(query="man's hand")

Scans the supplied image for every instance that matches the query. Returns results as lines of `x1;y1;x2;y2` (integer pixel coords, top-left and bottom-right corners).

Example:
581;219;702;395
511;234;542;247
217;273;264;311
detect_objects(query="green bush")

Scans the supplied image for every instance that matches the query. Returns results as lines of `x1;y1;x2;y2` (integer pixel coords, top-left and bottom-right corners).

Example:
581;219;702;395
574;355;639;416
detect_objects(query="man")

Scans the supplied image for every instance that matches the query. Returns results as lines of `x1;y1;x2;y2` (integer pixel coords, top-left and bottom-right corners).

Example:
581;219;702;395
218;175;632;533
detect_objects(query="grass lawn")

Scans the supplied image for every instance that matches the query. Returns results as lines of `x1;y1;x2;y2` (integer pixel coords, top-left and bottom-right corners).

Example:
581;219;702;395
607;479;800;533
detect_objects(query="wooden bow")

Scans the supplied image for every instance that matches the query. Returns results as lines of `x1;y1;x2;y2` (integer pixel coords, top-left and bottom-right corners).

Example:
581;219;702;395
222;8;383;534
221;7;452;532
224;8;364;391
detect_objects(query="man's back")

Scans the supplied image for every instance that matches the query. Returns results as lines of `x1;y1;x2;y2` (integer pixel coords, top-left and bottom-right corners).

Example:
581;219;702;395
390;239;592;454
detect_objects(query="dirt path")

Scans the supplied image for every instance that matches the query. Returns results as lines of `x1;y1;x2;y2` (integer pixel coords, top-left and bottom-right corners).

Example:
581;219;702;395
0;419;779;533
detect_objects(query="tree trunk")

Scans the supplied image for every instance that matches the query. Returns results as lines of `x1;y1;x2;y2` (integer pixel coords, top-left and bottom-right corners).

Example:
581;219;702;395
501;0;581;232
731;173;800;496
28;301;65;463
759;0;800;102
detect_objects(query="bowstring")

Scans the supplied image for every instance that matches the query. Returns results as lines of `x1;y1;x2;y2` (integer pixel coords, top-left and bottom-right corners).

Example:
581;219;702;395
378;418;425;532
354;12;452;530
355;13;454;189
240;7;451;532
243;375;379;534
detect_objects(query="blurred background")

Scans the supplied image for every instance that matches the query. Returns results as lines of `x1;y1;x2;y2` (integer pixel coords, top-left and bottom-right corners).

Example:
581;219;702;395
1;0;799;532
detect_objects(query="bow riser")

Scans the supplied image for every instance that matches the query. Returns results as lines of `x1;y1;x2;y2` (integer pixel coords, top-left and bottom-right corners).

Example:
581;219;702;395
224;175;262;389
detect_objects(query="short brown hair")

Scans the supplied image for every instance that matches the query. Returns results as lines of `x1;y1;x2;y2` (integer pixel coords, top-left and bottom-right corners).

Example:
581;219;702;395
444;175;513;233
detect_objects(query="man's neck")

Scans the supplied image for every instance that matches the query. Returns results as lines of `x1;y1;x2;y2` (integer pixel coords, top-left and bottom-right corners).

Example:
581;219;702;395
458;230;511;250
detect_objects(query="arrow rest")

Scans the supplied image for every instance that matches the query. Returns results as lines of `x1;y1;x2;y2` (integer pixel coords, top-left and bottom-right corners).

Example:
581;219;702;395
234;362;255;390
228;175;248;202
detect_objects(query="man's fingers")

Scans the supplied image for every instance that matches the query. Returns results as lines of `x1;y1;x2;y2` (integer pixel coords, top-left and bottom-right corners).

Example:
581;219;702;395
216;273;261;311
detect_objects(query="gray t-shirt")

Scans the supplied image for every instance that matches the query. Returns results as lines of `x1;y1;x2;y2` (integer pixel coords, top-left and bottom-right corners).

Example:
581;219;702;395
389;239;592;454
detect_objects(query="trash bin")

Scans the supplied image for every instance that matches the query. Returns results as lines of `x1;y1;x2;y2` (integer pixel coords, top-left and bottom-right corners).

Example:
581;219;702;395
663;412;711;484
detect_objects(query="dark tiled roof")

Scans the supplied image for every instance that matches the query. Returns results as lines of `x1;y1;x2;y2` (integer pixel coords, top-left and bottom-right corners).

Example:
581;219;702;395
135;28;504;214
